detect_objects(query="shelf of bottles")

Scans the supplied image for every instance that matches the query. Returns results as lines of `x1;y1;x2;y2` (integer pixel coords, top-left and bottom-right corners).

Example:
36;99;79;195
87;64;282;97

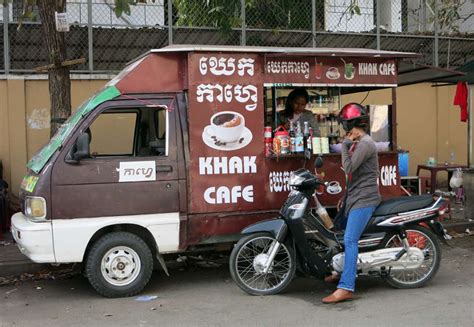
265;87;345;158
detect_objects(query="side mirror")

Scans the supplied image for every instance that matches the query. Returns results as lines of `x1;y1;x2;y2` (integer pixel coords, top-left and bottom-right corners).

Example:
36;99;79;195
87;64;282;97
315;156;324;169
65;132;90;164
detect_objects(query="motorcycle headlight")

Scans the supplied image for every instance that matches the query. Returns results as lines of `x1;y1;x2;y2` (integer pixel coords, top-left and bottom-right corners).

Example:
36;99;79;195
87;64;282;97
24;196;47;221
289;172;305;186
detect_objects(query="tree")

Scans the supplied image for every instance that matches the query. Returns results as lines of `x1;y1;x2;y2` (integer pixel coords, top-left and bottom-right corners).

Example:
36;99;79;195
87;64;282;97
0;0;144;137
36;0;71;137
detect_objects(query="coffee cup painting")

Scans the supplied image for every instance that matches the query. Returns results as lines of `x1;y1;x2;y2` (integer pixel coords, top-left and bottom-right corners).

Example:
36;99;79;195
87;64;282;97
326;67;340;80
202;111;253;151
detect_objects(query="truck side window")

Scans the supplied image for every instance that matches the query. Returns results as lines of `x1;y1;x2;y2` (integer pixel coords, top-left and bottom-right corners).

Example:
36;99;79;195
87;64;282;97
89;112;138;156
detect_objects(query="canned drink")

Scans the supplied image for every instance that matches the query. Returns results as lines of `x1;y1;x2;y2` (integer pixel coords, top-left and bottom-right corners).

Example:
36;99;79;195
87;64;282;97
264;126;272;139
265;138;273;156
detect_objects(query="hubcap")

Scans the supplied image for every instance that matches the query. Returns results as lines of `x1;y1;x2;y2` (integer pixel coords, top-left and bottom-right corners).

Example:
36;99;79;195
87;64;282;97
385;230;437;285
253;253;270;274
101;246;141;286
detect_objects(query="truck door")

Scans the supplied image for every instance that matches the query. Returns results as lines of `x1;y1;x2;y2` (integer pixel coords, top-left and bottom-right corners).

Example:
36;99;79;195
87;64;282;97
51;97;180;244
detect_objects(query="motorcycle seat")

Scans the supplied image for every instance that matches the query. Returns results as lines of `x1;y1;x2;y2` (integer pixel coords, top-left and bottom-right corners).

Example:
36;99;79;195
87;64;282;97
373;194;434;217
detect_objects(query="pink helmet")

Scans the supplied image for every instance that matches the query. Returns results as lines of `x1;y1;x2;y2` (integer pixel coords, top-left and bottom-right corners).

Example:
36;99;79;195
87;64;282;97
338;103;369;132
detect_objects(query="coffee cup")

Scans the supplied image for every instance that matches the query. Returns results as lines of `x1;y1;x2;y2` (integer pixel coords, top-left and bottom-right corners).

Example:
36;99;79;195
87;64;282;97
210;111;245;143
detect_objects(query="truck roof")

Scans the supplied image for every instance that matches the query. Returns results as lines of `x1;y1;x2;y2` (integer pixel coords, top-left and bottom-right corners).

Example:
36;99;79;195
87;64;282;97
149;44;420;58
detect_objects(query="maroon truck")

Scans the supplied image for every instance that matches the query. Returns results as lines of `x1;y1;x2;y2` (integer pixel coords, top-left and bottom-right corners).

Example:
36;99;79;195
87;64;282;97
12;45;416;297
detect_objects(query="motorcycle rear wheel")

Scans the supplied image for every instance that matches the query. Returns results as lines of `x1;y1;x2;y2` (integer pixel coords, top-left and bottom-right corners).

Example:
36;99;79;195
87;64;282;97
229;233;296;296
382;225;441;289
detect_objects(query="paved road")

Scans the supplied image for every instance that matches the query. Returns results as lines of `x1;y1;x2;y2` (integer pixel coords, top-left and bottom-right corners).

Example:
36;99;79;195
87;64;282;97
1;237;473;327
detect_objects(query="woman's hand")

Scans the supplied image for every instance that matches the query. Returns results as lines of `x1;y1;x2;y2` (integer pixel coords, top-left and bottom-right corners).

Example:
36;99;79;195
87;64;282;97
345;130;360;142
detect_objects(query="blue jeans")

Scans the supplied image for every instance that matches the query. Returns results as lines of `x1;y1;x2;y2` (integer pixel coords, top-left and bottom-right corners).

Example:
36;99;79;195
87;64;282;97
337;206;376;292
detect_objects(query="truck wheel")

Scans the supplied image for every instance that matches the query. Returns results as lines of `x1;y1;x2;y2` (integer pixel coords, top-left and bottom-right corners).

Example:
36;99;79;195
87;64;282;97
85;232;154;298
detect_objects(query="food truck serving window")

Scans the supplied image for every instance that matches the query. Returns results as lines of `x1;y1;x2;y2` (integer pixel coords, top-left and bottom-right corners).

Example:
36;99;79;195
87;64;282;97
264;86;393;156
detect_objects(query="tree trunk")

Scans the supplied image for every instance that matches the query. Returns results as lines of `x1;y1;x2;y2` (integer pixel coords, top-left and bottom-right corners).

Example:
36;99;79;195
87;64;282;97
37;0;71;137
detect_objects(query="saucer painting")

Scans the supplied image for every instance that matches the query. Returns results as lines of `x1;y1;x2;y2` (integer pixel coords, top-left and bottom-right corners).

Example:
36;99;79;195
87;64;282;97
326;67;340;80
202;126;253;151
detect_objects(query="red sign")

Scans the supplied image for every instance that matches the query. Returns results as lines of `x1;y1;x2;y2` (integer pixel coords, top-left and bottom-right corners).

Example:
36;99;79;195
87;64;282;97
187;53;400;214
264;57;397;86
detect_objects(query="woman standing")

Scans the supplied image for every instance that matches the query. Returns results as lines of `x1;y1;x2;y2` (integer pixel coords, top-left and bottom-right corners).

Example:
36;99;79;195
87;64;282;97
322;103;381;304
277;88;319;135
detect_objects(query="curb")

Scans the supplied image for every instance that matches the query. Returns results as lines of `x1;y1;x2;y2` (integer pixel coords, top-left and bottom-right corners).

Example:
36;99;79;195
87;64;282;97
444;221;474;234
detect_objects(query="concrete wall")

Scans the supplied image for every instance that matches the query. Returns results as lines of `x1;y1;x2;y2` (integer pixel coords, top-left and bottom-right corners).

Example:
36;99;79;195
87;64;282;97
342;84;471;184
0;76;109;195
0;76;471;194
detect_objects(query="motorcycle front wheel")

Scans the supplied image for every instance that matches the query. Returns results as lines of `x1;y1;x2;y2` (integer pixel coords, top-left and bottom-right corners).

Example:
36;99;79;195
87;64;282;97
382;225;441;289
229;233;296;296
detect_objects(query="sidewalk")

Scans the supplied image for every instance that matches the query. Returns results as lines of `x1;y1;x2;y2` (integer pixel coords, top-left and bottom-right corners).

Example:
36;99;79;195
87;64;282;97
1;204;473;281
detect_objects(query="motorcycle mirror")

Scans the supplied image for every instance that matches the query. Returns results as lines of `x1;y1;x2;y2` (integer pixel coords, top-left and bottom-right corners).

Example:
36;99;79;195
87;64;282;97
315;156;324;169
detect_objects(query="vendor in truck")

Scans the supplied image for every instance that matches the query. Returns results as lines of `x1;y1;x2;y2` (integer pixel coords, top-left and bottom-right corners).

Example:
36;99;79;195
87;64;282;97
276;88;320;135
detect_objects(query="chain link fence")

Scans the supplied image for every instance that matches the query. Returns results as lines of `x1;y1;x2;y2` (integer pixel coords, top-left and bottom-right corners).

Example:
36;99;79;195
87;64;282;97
0;0;473;73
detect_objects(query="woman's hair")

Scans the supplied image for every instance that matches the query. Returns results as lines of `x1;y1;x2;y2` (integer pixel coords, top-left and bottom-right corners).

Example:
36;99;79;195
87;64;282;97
283;88;309;118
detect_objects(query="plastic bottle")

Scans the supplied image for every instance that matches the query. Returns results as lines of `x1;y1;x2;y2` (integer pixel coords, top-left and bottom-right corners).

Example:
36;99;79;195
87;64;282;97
289;121;296;154
303;121;310;151
307;126;313;154
295;121;304;153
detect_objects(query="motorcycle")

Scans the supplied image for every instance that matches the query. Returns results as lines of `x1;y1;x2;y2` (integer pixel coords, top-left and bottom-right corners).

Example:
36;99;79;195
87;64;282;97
229;157;449;295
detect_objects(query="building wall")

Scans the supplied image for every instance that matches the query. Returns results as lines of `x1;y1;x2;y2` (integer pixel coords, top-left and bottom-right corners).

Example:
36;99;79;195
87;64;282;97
342;83;471;185
0;77;471;195
0;77;109;195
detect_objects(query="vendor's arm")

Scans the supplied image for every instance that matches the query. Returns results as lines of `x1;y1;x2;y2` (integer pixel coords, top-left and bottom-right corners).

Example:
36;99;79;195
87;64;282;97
341;139;369;174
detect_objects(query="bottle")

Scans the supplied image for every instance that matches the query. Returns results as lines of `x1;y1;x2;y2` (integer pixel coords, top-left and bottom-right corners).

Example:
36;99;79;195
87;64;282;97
307;127;313;154
264;126;273;157
303;121;310;151
289;121;296;154
314;195;334;229
295;121;304;153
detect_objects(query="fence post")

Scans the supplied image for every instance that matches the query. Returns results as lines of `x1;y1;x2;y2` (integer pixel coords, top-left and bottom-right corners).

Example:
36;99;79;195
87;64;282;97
3;2;10;74
312;0;316;47
167;0;173;45
433;0;439;67
88;0;93;72
376;0;380;50
241;0;246;46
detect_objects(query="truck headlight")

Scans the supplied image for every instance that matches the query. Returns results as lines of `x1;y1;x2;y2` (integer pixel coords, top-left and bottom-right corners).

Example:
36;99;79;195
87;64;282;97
25;196;47;221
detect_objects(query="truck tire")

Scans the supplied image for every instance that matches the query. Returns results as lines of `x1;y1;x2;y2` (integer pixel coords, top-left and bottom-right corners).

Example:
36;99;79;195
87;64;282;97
85;231;154;298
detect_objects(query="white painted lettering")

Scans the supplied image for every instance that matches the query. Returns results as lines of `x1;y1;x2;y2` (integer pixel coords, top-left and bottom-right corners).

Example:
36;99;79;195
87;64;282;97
229;156;243;174
204;185;254;204
199;157;213;175
243;156;257;173
213;157;228;174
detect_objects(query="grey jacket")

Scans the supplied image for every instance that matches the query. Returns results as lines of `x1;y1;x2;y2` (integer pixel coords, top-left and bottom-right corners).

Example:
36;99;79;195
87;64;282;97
341;134;381;216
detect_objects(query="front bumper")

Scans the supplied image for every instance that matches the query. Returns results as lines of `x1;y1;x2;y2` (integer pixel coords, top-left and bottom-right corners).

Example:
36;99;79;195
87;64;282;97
11;212;55;263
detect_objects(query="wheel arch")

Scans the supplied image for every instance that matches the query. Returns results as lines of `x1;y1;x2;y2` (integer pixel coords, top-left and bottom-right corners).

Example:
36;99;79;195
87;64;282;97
83;224;158;263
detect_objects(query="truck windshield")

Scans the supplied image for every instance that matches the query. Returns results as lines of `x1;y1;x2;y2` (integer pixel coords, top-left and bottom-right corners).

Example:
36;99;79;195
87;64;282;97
27;86;121;174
